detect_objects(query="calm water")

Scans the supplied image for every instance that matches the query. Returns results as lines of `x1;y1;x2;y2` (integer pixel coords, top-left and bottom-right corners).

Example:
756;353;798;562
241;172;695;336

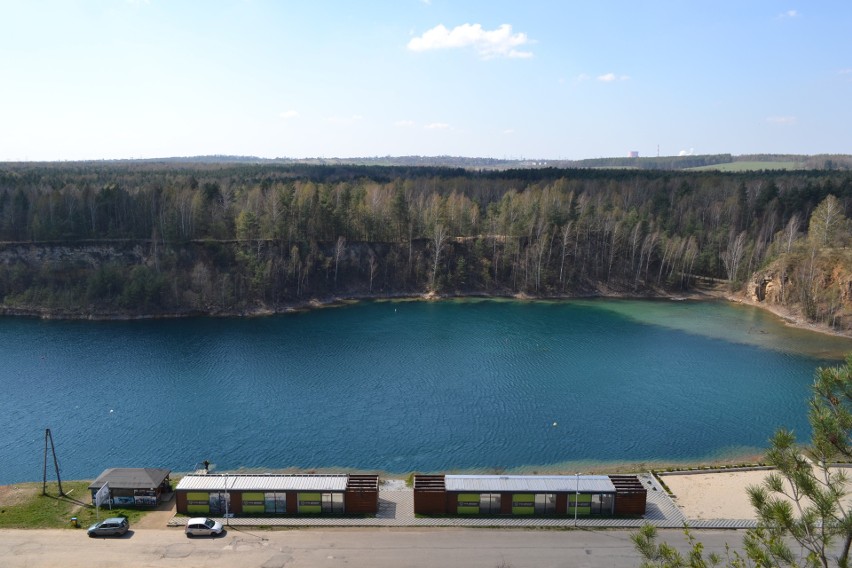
1;299;850;485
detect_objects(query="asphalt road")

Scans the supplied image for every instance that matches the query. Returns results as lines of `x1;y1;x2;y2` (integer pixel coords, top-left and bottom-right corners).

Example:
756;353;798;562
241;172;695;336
0;527;750;568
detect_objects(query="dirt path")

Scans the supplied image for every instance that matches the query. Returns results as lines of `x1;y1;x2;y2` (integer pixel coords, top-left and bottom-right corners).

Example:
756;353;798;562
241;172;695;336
133;496;177;529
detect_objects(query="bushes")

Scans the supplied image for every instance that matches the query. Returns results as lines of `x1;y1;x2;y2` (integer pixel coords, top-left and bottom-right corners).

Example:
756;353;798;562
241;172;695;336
119;266;165;311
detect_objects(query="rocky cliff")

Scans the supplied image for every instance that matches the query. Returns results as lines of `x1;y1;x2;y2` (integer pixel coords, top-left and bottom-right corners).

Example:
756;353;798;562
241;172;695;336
748;248;852;334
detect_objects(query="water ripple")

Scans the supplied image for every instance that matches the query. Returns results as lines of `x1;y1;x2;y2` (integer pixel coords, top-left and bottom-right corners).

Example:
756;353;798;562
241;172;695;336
0;299;848;483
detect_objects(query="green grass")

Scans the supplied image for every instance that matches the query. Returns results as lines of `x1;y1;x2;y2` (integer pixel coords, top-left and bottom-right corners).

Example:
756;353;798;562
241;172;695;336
688;161;803;172
0;481;147;529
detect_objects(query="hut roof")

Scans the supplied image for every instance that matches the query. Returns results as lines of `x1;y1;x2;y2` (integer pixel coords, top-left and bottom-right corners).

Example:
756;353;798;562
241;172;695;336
444;474;616;493
88;468;171;491
175;474;350;492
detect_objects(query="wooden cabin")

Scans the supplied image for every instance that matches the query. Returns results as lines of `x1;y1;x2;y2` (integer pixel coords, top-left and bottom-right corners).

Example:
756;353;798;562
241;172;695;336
414;474;646;517
88;468;172;507
175;473;379;516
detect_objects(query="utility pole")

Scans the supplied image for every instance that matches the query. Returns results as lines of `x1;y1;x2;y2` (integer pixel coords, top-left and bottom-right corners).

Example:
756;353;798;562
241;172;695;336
42;428;65;496
574;472;580;526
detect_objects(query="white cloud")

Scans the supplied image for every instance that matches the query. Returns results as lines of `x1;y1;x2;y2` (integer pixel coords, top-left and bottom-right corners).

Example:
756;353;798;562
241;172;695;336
766;116;797;125
778;9;799;18
597;72;629;82
408;23;533;59
424;122;450;130
839;68;852;75
279;110;299;120
395;120;416;127
576;73;590;82
503;129;515;135
678;148;695;156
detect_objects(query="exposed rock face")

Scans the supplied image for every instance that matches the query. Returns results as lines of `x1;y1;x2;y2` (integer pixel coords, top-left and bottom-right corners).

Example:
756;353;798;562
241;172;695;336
0;242;146;268
750;274;785;304
749;250;852;333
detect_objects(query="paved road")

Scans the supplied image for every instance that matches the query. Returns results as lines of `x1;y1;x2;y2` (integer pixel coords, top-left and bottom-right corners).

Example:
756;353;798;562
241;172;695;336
0;527;748;568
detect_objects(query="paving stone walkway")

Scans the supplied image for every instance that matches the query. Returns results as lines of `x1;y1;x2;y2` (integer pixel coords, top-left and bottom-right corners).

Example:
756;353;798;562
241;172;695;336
165;473;758;529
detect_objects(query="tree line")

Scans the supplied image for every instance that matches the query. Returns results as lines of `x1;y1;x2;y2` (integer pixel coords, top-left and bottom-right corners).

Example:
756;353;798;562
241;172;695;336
0;162;849;327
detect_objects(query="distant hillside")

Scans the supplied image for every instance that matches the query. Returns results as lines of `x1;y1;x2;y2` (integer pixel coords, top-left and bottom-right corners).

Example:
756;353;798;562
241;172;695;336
567;154;852;172
690;161;803;172
565;154;734;170
13;153;850;172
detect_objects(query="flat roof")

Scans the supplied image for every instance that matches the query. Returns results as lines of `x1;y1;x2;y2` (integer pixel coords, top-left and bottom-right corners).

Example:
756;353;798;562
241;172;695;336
176;474;349;492
88;468;171;491
444;475;616;494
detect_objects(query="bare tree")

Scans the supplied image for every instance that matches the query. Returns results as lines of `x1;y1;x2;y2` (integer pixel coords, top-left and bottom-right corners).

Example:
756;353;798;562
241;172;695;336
368;253;378;293
558;221;574;287
333;236;347;289
607;219;623;283
721;230;748;284
782;213;800;253
629;221;643;275
531;219;550;292
430;224;448;291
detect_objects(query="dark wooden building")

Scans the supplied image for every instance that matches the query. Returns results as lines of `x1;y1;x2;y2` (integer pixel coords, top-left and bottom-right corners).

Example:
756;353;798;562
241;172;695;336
175;473;379;516
609;474;649;516
88;468;172;507
414;474;646;517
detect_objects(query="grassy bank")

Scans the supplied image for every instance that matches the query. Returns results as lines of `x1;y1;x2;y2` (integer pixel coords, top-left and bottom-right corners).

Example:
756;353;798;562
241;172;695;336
0;481;147;529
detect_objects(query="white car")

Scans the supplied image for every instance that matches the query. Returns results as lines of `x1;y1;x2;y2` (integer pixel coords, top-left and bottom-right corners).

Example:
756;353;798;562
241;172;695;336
184;517;224;537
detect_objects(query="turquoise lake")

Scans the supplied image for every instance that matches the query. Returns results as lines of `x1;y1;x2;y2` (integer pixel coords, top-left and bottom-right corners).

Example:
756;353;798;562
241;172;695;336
2;298;851;485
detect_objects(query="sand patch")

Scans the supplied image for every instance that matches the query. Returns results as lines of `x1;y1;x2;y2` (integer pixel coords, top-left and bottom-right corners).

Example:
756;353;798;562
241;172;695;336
0;484;40;508
662;467;852;521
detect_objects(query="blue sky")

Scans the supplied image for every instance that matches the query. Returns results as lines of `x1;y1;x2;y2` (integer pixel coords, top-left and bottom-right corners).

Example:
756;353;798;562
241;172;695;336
1;0;850;161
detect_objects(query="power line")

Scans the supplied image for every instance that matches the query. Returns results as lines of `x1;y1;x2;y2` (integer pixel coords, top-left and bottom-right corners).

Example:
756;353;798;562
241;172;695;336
42;428;65;496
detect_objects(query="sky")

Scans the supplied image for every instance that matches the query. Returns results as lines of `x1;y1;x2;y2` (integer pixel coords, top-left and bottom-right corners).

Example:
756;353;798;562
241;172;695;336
1;0;850;161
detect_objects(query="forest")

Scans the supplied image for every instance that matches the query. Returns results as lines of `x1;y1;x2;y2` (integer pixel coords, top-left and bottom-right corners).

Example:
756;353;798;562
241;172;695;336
0;161;850;331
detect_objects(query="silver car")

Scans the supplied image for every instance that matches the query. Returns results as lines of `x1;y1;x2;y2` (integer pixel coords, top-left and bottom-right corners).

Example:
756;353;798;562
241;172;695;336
185;517;224;537
87;517;129;537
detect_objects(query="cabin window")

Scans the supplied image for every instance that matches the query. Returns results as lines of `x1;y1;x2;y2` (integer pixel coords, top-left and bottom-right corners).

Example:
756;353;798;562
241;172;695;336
208;492;230;515
480;493;501;514
534;493;556;515
568;493;592;516
264;492;287;514
322;492;344;514
591;493;614;515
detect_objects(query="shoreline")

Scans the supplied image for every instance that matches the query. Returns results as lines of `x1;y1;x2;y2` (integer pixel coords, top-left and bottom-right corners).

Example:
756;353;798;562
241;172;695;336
2;288;850;341
696;288;852;341
2;450;771;489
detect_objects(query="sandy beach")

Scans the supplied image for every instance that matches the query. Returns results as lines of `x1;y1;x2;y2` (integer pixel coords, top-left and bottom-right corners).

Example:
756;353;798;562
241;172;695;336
662;467;852;521
661;470;772;520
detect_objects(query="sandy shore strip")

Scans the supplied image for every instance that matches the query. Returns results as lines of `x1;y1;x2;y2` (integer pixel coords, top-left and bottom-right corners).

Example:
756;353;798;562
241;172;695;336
661;470;773;520
661;467;852;521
